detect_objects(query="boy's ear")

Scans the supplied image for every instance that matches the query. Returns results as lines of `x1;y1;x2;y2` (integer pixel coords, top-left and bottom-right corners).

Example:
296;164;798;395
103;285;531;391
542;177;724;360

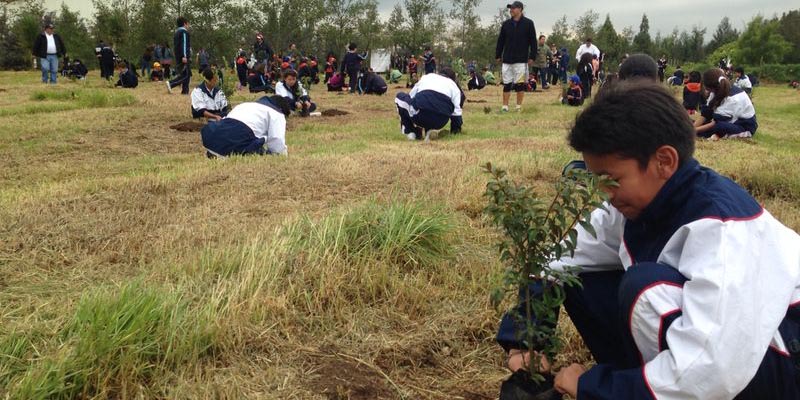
653;145;679;179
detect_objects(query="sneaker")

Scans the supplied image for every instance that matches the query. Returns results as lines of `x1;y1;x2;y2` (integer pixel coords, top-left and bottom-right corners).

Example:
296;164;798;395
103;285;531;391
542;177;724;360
405;132;416;140
515;105;522;112
726;131;752;139
165;80;172;94
501;105;509;112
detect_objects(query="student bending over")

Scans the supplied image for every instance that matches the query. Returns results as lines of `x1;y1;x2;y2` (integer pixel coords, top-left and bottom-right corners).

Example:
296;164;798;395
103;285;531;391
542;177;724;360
498;81;800;400
191;68;230;121
201;95;290;157
394;67;464;141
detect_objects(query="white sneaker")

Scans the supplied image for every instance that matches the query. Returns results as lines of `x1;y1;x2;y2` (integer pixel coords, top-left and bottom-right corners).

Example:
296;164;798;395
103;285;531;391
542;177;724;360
515;105;522;112
165;80;172;94
726;131;752;139
501;105;509;112
406;132;416;140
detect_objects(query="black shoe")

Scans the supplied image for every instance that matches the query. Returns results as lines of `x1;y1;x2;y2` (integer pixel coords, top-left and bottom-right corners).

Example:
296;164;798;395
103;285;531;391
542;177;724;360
500;370;562;400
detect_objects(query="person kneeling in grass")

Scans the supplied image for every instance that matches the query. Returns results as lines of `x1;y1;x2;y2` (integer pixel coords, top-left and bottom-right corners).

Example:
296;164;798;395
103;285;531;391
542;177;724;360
275;69;317;116
694;68;757;140
361;68;387;95
114;61;138;88
394;67;464;141
191;68;230;121
497;81;800;400
200;95;290;158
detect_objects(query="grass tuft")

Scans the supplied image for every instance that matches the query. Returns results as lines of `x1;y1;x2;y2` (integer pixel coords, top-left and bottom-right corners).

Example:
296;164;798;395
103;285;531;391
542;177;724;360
9;282;217;399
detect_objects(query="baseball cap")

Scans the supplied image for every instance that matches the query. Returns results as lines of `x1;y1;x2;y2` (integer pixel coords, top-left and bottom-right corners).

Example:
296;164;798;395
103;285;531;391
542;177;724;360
45;23;54;29
506;1;523;9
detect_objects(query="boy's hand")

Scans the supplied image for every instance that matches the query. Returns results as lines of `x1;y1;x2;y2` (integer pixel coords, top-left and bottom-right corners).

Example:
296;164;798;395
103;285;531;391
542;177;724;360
554;363;586;398
505;349;551;373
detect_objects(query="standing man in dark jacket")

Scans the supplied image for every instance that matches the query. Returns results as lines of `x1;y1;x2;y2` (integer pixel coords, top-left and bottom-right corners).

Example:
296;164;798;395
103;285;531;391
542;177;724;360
167;16;192;95
495;1;536;112
32;23;66;84
341;42;363;94
253;33;273;64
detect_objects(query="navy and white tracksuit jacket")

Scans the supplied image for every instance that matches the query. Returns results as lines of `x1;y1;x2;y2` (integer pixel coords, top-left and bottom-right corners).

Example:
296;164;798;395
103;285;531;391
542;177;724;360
700;86;758;138
394;73;464;133
497;159;800;399
200;97;287;156
191;82;229;118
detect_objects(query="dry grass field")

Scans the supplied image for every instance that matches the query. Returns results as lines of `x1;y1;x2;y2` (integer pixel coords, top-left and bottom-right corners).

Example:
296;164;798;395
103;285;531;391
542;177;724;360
1;70;799;399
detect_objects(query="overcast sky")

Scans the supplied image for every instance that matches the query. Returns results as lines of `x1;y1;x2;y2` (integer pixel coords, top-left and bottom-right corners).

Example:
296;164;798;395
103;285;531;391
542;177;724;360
45;0;795;39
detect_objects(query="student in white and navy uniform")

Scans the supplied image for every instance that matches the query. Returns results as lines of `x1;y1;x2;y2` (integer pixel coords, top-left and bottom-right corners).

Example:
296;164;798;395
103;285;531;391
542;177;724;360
275;69;316;115
733;67;753;96
394;67;465;140
497;82;800;400
200;95;290;157
191;68;229;121
695;68;757;140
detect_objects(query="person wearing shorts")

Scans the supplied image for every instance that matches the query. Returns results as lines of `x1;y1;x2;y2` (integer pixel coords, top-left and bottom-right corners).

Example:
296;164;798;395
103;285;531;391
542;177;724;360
495;1;537;112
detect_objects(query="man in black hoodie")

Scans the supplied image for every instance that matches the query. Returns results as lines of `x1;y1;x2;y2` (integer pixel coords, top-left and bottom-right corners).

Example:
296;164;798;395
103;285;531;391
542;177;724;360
167;16;192;94
495;1;536;112
32;23;66;84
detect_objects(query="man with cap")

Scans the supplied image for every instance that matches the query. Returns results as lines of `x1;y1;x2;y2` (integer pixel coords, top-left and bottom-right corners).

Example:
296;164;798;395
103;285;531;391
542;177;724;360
253;33;273;65
32;23;66;84
495;1;537;112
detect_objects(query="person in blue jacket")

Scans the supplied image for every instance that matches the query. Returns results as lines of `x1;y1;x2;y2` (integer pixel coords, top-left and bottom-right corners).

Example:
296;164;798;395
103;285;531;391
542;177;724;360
166;16;192;94
341;42;363;94
498;81;800;400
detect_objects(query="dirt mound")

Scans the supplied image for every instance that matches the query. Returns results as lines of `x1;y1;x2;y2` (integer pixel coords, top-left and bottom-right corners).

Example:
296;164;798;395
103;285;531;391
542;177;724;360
321;109;350;117
310;355;394;400
0;88;6;93
169;121;205;132
394;85;405;89
466;99;487;103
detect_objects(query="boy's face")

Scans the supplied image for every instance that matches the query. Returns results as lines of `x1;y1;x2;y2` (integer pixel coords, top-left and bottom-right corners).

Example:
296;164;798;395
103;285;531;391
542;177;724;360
583;150;675;220
285;75;297;86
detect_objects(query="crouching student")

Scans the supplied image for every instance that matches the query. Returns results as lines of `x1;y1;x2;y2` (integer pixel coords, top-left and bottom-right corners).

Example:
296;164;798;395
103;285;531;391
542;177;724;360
562;75;582;106
682;70;702;115
394;67;464;141
115;61;138;88
483;67;496;85
389;68;403;84
276;69;317;116
361;69;387;95
467;69;486;91
695;68;757;140
248;64;273;93
734;67;753;96
150;62;164;81
327;72;344;91
191;68;230;121
201;95;290;157
498;81;800;400
70;59;88;80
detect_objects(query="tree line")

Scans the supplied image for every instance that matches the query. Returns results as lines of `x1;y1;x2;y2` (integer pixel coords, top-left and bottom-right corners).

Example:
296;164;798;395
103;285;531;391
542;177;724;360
0;0;798;73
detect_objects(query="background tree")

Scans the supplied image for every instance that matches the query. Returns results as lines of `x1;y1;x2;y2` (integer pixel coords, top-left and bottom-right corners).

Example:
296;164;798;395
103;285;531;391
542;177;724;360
705;16;738;55
449;0;481;60
548;14;575;52
737;15;791;65
572;9;598;43
56;4;95;64
595;14;624;70
632;13;652;55
777;10;800;63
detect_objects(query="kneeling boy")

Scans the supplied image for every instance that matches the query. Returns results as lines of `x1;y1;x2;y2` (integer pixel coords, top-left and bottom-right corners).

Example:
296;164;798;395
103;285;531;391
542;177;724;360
498;81;800;400
276;69;317;116
191;68;230;121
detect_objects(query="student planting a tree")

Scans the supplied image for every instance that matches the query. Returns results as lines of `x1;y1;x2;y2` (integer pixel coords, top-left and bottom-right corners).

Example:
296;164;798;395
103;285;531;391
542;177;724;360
494;81;800;399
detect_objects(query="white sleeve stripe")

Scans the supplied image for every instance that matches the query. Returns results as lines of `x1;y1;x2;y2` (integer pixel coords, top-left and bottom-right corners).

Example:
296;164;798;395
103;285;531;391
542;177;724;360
629;282;684;363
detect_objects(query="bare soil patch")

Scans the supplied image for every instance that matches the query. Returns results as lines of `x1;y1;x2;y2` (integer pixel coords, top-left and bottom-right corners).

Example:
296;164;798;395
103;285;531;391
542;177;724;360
169;121;205;132
321;109;350;117
466;99;487;103
310;355;394;400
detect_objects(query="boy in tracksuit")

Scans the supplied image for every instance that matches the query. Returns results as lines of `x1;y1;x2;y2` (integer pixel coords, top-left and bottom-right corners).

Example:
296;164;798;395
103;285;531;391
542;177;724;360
422;47;436;74
114;61;138;88
361;69;387;95
191;68;230;120
275;69;317;116
497;81;800;400
341;43;363;94
394;67;464;141
166;16;192;95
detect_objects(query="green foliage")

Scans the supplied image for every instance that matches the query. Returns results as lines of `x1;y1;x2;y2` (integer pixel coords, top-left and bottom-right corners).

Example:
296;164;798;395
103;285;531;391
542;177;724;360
483;163;612;376
748;64;800;82
0;88;137;116
777;10;800;63
738;15;792;65
283;200;456;268
9;282;217;399
705;41;740;67
632;14;652;55
595;14;625;71
56;4;95;65
705;16;739;55
572;9;599;43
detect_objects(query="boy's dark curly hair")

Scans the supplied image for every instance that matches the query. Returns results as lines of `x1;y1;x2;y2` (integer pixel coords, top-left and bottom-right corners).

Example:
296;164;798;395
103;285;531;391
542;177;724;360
568;81;695;169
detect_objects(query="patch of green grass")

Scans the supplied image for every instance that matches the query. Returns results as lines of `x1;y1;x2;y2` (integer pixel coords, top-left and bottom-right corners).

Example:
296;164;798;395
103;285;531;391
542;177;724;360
0;89;136;117
8;282;217;399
